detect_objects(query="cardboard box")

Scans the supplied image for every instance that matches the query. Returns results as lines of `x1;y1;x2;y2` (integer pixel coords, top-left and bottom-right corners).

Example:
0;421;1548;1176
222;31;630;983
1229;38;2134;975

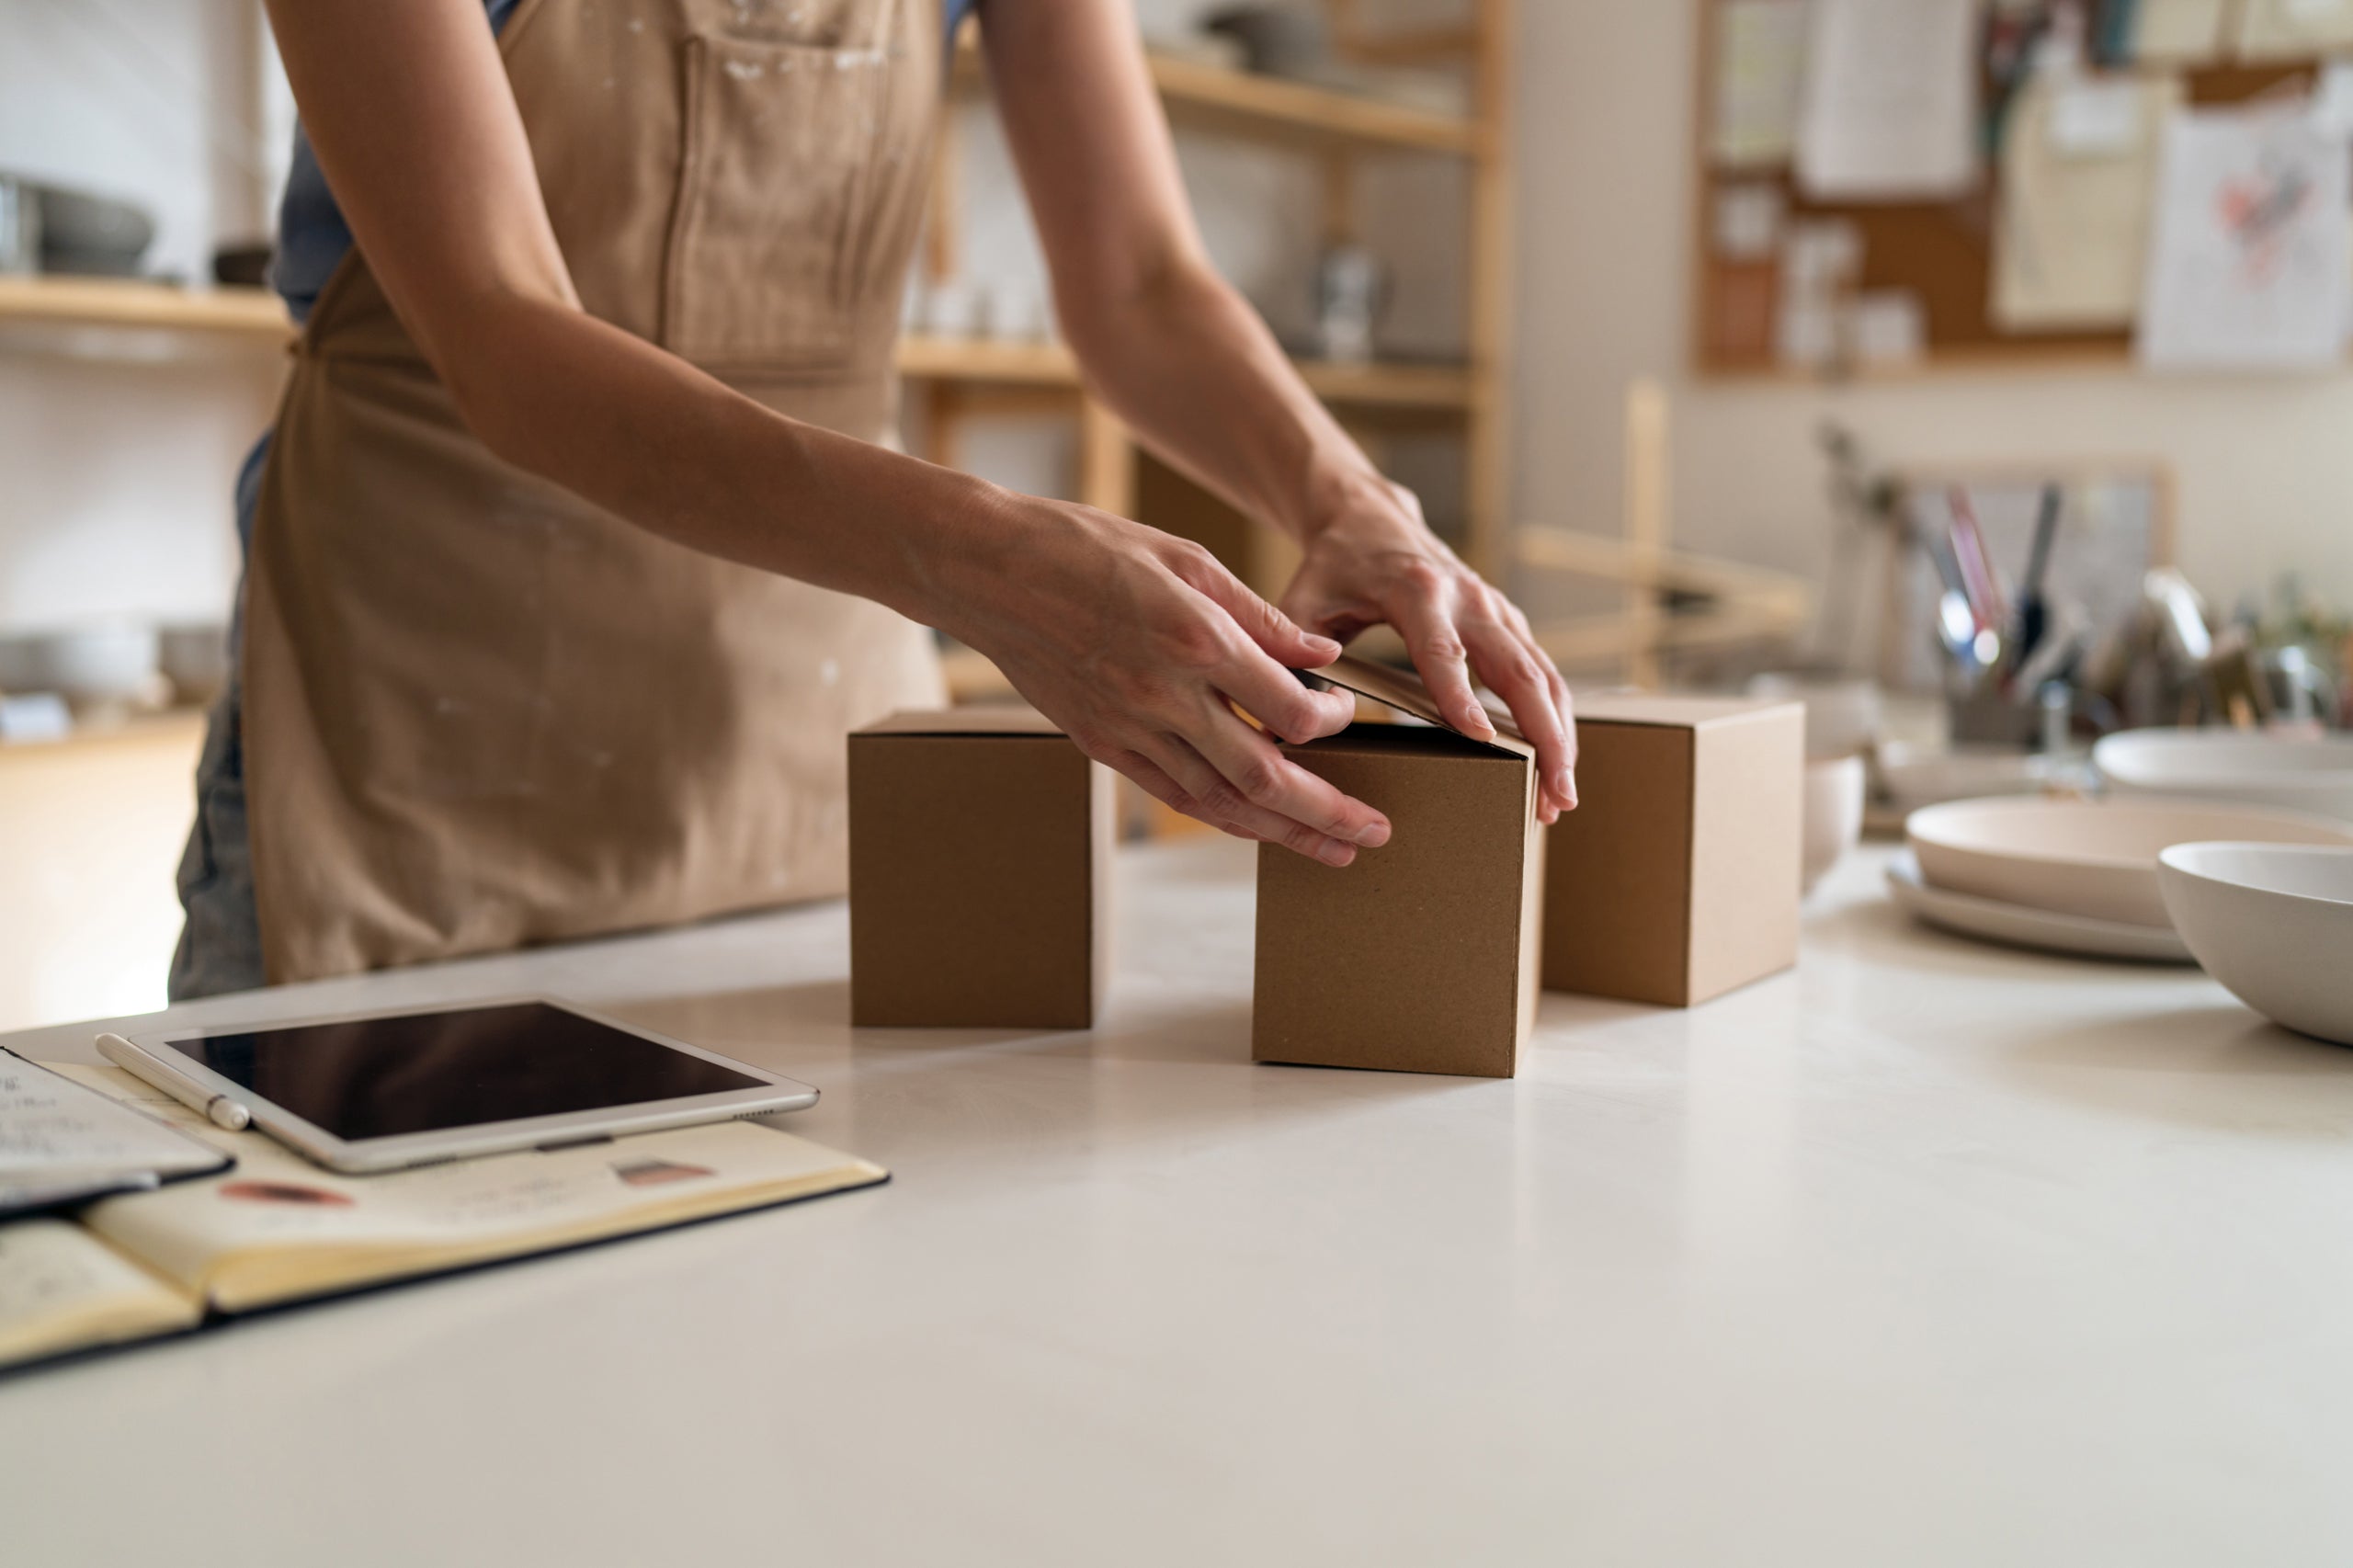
1253;658;1543;1079
848;710;1113;1028
1542;695;1803;1007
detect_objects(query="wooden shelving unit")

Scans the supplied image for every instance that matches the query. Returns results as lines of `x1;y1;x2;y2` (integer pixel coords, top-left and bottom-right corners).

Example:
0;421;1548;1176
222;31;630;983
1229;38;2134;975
924;3;1516;610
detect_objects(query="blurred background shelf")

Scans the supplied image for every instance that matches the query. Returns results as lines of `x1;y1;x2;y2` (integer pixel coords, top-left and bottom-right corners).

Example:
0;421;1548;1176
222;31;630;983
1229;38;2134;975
955;42;1478;155
932;3;1515;581
897;332;1472;410
0;275;290;338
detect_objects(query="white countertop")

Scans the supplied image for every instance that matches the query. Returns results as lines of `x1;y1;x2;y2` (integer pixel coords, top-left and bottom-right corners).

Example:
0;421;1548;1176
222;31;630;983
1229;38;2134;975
6;836;2351;1566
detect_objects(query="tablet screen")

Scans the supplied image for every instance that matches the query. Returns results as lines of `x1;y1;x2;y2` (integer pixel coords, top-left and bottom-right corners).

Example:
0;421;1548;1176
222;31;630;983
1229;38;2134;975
161;1003;767;1142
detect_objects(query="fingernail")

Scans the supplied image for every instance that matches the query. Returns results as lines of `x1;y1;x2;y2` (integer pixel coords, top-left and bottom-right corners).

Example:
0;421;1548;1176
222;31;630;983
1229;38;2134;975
1354;819;1391;848
1317;840;1356;868
1552;767;1575;803
1462;704;1495;737
1304;635;1341;660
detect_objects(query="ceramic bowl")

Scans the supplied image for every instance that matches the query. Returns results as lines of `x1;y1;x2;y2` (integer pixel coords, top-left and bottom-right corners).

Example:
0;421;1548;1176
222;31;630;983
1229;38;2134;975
1746;672;1882;760
1906;797;2353;928
2159;844;2353;1045
1874;744;2058;813
2096;730;2353;824
1802;755;1866;895
0;624;162;708
158;623;230;706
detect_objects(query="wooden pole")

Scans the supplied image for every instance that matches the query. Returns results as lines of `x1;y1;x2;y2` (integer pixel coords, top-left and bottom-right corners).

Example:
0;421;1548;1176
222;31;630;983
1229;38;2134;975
1463;0;1517;584
1623;377;1671;688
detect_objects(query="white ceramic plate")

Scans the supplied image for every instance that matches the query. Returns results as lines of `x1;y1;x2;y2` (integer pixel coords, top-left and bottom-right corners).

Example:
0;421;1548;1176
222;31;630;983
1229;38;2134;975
2097;730;2353;824
1906;797;2353;928
2159;843;2353;1045
1886;853;2194;963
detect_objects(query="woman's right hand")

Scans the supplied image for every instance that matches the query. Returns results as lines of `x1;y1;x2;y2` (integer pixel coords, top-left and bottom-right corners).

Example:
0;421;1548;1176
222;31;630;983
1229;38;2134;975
934;490;1393;868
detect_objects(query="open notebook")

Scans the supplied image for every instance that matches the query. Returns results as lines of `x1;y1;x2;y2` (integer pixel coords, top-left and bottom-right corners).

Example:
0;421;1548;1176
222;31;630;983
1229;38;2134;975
0;1063;885;1374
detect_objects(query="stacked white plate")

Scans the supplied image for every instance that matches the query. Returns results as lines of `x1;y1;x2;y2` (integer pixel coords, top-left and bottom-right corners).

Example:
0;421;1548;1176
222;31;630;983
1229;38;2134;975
1889;797;2353;962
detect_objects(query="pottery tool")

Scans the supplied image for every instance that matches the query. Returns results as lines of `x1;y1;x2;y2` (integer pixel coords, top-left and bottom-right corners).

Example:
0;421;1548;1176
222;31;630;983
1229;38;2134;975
1944;486;2007;631
2016;482;2063;663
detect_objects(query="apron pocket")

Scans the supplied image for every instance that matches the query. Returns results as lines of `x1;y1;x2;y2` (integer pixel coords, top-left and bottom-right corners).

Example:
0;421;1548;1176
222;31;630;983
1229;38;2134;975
663;34;887;371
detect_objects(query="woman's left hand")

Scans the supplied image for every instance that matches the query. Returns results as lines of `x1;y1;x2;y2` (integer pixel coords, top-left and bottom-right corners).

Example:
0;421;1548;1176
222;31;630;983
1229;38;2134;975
1279;471;1578;824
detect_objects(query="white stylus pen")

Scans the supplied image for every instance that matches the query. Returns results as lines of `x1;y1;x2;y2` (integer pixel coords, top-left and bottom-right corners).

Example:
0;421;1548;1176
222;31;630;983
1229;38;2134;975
95;1033;253;1131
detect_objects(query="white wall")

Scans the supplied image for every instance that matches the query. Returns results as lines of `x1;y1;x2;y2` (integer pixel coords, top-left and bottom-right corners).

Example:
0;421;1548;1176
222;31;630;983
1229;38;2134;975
1513;0;2353;646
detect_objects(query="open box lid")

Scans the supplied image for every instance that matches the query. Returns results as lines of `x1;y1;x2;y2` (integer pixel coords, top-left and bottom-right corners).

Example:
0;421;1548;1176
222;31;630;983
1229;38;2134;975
856;707;1063;739
1307;653;1534;761
1570;691;1802;732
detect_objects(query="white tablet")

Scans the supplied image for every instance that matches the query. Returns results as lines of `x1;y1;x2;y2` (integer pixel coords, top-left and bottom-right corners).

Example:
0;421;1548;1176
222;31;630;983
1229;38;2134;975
112;997;817;1175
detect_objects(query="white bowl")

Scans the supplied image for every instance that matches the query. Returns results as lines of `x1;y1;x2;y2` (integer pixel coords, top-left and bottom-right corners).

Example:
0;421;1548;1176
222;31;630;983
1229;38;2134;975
1802;755;1866;895
2097;730;2353;824
2159;844;2353;1045
1874;743;2059;812
1906;797;2353;928
1747;673;1881;760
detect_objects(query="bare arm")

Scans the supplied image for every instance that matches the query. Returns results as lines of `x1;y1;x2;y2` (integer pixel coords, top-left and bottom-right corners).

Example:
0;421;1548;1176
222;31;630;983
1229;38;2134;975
982;0;1576;817
263;0;1403;866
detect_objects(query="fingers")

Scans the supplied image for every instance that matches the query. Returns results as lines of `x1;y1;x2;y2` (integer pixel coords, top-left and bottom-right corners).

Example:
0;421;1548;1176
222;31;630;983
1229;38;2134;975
1181;552;1344;672
1214;641;1358;745
1384;567;1496;744
1110;750;1269;844
1144;718;1390;867
1461;613;1577;822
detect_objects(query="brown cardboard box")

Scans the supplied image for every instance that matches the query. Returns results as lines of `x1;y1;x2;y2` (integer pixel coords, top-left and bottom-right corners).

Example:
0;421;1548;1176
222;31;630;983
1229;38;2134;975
1253;658;1543;1079
1542;695;1803;1007
848;710;1113;1029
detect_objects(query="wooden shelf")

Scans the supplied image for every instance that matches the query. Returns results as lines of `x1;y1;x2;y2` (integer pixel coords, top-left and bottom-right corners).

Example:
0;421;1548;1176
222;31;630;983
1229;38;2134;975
1700;342;2147;385
1142;51;1476;155
953;43;1476;156
0;275;290;339
896;334;1472;410
897;334;1080;386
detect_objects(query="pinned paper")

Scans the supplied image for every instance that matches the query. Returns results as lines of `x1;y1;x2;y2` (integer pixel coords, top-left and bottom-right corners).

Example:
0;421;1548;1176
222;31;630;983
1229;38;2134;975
1796;0;1981;200
2235;0;2353;58
1994;74;2181;330
2138;108;2353;369
2050;79;2152;156
1712;0;1810;166
1713;183;1787;259
2122;0;2232;61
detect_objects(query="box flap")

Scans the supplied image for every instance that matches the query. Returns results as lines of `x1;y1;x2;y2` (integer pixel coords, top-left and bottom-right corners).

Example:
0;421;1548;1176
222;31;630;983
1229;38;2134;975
855;707;1063;739
1571;692;1802;732
1309;654;1533;760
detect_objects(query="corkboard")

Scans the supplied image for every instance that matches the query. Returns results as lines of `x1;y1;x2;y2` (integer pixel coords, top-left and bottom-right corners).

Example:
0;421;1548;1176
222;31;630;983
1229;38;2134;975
1692;0;2320;377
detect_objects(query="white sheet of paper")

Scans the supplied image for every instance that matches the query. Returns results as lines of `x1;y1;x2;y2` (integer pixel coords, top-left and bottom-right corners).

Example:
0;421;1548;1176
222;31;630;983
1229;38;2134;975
1712;0;1811;166
1713;183;1786;259
2126;0;2232;61
1796;0;1981;201
2050;79;2152;156
1995;74;2181;331
2139;108;2353;369
2315;60;2353;135
2237;0;2353;58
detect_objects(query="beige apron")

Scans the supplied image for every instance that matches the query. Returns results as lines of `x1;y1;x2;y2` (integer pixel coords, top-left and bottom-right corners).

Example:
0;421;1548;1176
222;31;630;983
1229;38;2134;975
243;0;948;983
